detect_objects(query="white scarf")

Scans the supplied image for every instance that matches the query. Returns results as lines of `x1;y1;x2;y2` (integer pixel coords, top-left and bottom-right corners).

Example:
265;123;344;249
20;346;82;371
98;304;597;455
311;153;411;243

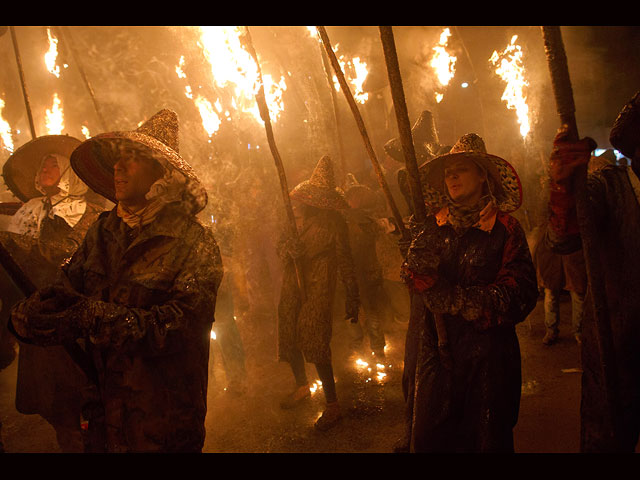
7;154;88;237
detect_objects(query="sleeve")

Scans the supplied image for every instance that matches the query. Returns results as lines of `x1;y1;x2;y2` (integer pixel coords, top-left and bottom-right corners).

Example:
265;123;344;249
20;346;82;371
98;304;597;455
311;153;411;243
335;215;360;320
14;227;224;351
420;218;539;331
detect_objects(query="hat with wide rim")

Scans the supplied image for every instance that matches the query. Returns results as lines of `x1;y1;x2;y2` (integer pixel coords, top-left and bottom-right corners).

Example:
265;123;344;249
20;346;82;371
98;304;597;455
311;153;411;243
2;135;83;202
384;110;440;164
70;109;207;213
610;90;640;159
418;133;522;213
290;155;348;210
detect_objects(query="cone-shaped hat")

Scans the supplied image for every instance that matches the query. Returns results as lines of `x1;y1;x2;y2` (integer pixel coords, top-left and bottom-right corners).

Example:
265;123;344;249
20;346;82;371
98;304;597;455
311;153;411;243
290;155;348;210
70;109;207;214
419;133;522;213
384;110;440;164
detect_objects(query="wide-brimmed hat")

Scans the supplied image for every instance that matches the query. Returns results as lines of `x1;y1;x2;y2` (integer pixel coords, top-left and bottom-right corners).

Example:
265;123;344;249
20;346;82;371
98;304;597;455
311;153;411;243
2;135;83;202
419;133;522;213
384;110;440;164
290;155;348;210
70;109;207;213
610;91;640;159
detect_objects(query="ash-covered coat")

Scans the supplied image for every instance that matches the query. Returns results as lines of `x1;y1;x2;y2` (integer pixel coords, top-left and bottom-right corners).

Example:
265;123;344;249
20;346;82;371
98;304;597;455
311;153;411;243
402;209;538;453
547;164;640;452
13;202;223;452
277;208;359;365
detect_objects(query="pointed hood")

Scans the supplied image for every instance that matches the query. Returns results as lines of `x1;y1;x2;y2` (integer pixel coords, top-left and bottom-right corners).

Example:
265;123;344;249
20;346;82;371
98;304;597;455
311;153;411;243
289;155;348;210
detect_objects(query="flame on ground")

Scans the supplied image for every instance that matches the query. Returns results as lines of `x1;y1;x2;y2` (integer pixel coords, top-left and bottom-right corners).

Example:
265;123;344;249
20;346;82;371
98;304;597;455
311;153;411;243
45;93;64;135
430;27;457;104
489;35;531;138
0;98;14;153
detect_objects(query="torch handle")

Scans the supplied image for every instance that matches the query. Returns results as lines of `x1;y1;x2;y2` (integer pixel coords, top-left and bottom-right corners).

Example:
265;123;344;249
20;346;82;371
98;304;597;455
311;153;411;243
9;26;37;140
241;27;306;301
316;26;409;241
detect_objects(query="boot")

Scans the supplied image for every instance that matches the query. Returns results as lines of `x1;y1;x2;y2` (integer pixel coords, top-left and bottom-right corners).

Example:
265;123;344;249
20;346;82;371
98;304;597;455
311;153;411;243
314;401;342;431
279;384;310;409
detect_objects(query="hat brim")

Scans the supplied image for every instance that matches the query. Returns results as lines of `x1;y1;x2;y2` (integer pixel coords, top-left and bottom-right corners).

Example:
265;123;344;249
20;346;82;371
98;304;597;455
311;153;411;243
70;132;206;210
419;151;522;213
2;135;83;202
290;182;349;210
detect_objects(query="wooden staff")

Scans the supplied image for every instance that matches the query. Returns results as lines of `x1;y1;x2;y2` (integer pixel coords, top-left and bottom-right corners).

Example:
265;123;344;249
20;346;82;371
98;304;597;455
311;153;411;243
541;25;620;443
315;33;348;186
316;26;409;241
9;26;37;139
379;26;451;371
240;26;306;300
56;26;109;132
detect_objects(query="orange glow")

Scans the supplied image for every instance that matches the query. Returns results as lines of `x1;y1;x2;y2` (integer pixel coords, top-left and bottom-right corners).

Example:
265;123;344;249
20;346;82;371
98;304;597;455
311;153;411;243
0;98;14;153
45;93;64;135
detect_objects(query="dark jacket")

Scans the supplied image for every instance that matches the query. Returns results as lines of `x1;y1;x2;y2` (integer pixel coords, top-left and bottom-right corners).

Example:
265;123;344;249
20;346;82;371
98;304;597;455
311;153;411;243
14;202;223;452
547;164;640;452
402;210;538;452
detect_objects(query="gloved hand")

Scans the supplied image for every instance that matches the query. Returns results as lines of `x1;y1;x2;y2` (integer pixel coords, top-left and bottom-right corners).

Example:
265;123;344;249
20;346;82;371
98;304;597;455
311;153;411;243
549;126;597;190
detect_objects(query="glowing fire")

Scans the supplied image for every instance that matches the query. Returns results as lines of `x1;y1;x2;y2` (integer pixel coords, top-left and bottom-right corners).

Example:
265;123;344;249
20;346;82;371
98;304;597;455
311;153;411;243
310;380;323;394
210;329;216;340
489;35;531;138
194;95;221;138
45;28;61;78
45;93;64;134
196;26;287;124
0;98;14;153
430;28;457;104
81;125;91;139
330;44;369;104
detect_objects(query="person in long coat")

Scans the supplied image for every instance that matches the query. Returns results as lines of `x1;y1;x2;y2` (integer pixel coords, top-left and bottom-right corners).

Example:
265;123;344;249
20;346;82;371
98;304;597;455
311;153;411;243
0;135;104;452
10;109;223;453
401;134;538;452
545;91;640;452
277;155;359;431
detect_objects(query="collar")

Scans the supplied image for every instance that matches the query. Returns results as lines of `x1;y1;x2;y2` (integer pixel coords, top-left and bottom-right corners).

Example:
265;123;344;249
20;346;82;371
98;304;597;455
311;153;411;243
435;203;498;233
103;201;190;243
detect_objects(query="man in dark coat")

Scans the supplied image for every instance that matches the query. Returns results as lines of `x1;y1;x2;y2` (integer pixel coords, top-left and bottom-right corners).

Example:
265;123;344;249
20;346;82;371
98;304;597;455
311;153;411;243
10;109;223;453
401;134;538;452
546;91;640;452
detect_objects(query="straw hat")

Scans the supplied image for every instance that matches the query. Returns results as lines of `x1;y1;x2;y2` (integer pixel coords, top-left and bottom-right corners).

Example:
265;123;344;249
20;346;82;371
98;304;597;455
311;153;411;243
70;109;207;213
384;110;440;164
289;155;348;210
419;133;522;213
2;135;83;202
610;90;640;159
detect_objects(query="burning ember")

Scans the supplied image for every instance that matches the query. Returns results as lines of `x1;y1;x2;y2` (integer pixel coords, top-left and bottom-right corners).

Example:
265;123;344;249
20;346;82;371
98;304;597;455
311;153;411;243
210;329;217;340
430;28;457;104
81;125;91;139
45;93;64;135
0;98;14;153
310;380;323;394
489;35;531;138
331;46;369;104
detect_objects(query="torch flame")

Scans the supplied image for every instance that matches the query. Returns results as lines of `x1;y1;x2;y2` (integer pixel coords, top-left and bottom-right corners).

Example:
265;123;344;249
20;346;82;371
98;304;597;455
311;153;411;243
430;27;457;104
0;98;14;153
81;125;91;139
330;43;369;105
489;35;531;138
194;95;222;138
45;28;61;78
196;26;287;124
45;93;64;135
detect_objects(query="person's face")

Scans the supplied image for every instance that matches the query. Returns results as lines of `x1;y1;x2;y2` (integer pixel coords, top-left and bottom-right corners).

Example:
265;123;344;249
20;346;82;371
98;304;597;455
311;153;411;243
444;157;486;206
39;156;61;189
113;149;164;206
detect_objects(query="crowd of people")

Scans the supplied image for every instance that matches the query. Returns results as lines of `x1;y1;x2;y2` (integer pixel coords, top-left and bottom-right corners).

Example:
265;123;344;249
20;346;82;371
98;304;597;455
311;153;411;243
0;88;639;453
